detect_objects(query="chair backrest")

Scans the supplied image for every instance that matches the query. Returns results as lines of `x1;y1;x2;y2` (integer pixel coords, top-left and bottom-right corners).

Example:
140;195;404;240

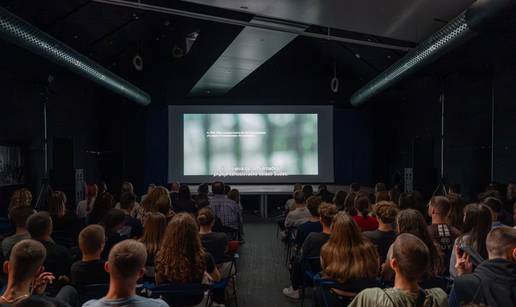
145;283;209;307
314;277;381;307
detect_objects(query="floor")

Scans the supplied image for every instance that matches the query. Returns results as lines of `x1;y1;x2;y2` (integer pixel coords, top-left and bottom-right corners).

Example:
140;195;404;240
234;218;312;307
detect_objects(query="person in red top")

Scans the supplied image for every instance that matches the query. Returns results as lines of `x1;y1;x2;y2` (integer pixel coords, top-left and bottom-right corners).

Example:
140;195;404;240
352;195;379;231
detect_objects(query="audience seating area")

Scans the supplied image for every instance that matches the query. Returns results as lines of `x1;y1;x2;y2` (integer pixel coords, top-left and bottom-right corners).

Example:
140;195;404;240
0;181;515;307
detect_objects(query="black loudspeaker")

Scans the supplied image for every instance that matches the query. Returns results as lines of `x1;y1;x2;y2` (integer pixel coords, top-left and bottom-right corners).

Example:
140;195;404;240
51;137;74;205
412;135;437;198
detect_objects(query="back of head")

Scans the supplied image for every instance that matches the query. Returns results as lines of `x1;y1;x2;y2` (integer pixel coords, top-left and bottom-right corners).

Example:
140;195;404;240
333;190;347;208
389;188;401;205
294;190;305;204
197;207;215;226
429;196;451;216
26;212;52;239
319;203;338;226
293;183;303;192
482;197;502;214
195;196;210;210
318;184;327;193
9;206;34;228
392;233;430;281
375;191;390;203
375;182;387;193
319;189;333;203
108;240;147;279
198;183;209;195
227;189;240;203
9;188;33;211
306;196;322;217
212;181;225;195
157;213;205;283
178;184;191;200
9;239;46;284
462;203;493;259
119;192;136;210
354;195;371;218
154;195;171;215
446;194;465;229
142;186;169;212
343;192;357;215
486;227;516;260
170;181;180;192
141;213;167;256
48;191;67;216
79;224;105;255
350;183;360;192
302;185;314;200
102;209;126;232
224;185;231;195
321;212;378;283
374;201;399;224
121;181;134;195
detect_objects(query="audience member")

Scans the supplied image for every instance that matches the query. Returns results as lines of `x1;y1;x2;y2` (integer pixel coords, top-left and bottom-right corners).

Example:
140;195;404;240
317;184;334;202
118;192;143;238
47;191;84;246
71;225;109;286
375;191;390;203
88;192;114;225
448;183;462;197
374;182;387;193
449;203;492;277
26;212;73;279
101;209;127;260
353;196;378;231
173;184;196;213
447;194;465;231
141;186;170;213
302;185;314;201
482;197;509;228
343;192;358;216
2;206;33;259
154;195;174;220
227;188;244;240
195;195;210;211
83;240;168;307
197;183;210;199
140;183;156;203
156;213;220;306
115;182;143;219
295;196;322;246
8;188;32;211
314;212;379;305
284;190;310;228
169;181;180;204
209;181;241;231
0;240;76;307
363;201;398;263
282;204;337;299
449;227;516;307
224;184;231;195
284;184;303;211
349;234;448;307
198;207;228;261
76;184;97;220
388;186;401;205
139;212;167;280
333;190;347;211
427;196;460;274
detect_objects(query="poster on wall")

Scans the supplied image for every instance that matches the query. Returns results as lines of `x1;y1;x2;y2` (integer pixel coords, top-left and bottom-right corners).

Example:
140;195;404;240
0;145;24;187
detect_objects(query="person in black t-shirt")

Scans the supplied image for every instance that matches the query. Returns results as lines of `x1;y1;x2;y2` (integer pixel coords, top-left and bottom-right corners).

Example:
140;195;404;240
71;225;109;286
118;192;143;238
363;201;398;264
173;184;196;214
198;207;228;261
283;203;338;299
296;196;323;247
26;212;73;280
101;209;128;260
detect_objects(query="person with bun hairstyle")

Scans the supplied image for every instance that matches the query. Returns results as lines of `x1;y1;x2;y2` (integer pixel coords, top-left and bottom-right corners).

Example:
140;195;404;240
364;201;399;263
352;196;379;231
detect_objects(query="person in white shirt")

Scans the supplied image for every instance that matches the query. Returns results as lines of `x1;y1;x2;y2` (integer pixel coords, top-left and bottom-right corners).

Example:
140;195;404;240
76;184;97;220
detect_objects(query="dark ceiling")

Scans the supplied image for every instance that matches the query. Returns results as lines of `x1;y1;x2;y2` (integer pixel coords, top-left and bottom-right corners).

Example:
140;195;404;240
0;0;515;106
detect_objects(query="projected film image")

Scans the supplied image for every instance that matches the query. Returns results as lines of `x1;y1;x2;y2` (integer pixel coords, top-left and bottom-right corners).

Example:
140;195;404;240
184;114;318;177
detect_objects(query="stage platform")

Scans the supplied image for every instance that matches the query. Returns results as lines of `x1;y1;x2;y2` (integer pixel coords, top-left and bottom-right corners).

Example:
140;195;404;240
188;184;372;217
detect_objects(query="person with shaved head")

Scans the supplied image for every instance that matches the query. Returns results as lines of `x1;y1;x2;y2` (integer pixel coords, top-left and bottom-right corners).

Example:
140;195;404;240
0;239;76;307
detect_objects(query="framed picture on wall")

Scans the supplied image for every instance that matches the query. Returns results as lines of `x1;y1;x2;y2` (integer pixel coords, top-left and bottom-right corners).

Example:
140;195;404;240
0;145;24;187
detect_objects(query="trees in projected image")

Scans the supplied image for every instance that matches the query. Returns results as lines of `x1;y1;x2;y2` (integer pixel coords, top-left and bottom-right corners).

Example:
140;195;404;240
183;114;318;176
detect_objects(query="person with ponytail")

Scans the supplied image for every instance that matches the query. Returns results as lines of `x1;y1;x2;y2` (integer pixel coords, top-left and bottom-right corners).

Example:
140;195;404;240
352;195;379;231
77;184;98;220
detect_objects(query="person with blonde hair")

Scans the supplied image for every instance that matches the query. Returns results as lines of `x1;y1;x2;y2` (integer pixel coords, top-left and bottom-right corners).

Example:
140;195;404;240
315;212;379;304
139;212;167;280
156;213;220;306
141;186;170;213
8;188;32;211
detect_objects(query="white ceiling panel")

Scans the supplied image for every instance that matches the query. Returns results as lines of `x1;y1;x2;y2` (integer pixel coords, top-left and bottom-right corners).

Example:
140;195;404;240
182;0;474;42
